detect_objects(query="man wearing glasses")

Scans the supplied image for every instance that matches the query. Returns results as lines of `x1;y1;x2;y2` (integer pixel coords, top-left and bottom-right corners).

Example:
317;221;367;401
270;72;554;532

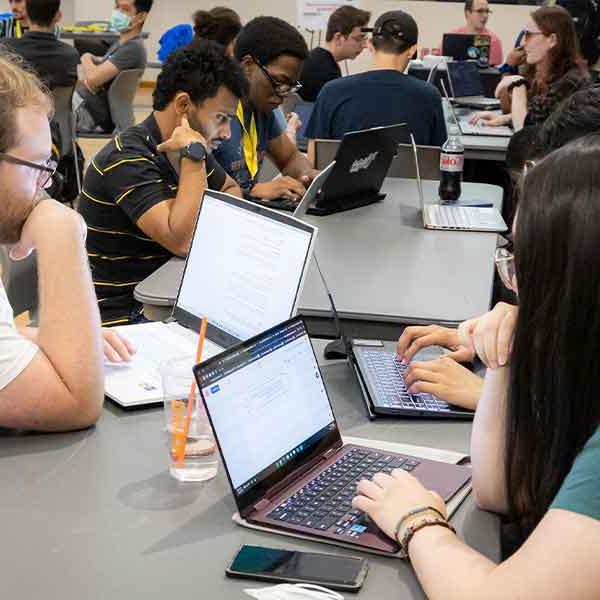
0;55;134;431
298;6;371;102
445;0;504;66
213;16;319;204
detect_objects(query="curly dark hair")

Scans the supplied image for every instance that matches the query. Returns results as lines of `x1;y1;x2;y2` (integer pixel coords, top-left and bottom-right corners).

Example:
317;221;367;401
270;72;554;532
234;16;308;66
193;7;241;48
153;41;248;111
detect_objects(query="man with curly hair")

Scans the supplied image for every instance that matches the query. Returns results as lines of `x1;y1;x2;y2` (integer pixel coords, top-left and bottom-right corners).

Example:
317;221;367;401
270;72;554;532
78;42;247;325
213;16;319;204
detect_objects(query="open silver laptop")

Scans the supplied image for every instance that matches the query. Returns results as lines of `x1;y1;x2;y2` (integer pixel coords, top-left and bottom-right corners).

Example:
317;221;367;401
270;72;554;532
293;161;335;219
410;135;507;232
104;190;318;407
442;78;513;138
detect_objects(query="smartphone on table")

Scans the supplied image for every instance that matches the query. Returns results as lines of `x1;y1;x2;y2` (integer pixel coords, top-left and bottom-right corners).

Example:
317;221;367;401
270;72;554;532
225;544;369;592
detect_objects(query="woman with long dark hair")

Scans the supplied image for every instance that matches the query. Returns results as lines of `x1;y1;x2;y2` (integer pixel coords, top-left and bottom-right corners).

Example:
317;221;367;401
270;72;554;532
473;5;589;131
353;135;600;598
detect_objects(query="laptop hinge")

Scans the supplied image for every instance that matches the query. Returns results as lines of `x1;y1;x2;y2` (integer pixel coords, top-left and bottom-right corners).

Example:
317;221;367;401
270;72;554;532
252;498;271;512
257;441;345;507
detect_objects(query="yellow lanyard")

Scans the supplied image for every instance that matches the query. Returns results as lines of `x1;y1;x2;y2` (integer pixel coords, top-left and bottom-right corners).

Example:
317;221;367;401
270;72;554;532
236;100;259;178
15;19;22;38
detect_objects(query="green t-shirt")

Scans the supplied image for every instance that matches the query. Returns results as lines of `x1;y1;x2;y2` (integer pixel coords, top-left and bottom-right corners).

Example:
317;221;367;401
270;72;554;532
551;427;600;520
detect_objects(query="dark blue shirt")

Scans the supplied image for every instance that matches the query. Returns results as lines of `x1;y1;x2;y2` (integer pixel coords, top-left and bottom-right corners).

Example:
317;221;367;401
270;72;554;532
213;106;286;194
305;70;447;147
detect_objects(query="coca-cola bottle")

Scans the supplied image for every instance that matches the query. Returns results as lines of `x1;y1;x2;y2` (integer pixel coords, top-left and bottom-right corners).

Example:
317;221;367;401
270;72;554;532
438;125;464;202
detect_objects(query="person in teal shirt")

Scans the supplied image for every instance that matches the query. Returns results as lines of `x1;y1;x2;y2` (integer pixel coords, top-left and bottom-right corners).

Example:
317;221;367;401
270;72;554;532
350;134;600;598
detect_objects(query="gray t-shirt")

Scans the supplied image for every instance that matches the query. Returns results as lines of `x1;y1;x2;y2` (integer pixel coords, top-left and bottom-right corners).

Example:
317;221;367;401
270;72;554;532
80;35;146;132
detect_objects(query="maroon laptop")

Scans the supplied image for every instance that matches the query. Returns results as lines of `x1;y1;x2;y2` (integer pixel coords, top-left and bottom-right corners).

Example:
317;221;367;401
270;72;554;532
195;317;471;555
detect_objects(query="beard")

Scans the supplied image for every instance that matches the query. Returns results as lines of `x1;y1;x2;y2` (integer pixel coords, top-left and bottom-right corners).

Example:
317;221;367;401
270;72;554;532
0;185;40;244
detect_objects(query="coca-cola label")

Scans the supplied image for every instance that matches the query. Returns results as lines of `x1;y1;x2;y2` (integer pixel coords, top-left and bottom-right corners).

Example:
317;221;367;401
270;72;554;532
440;152;464;173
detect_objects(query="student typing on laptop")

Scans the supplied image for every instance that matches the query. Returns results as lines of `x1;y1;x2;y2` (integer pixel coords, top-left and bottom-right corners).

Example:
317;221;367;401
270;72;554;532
305;10;446;165
470;6;589;132
213;17;319;205
78;43;247;326
353;139;600;597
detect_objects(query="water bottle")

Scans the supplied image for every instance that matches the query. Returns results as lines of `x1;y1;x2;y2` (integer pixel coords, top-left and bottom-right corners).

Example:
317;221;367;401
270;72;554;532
438;125;464;202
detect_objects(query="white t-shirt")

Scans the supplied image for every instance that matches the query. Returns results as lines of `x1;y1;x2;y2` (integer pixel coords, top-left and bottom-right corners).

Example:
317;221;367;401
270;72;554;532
0;285;38;390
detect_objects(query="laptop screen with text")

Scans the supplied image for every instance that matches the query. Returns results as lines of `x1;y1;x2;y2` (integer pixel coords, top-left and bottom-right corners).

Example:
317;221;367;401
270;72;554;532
197;319;337;499
176;193;315;343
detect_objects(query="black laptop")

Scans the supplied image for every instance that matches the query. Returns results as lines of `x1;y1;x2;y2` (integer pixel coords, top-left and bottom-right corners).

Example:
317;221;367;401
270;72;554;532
308;124;409;216
447;61;500;110
442;33;491;68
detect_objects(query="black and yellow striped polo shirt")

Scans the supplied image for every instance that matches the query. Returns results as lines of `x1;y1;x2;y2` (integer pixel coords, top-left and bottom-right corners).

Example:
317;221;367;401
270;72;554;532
78;114;226;326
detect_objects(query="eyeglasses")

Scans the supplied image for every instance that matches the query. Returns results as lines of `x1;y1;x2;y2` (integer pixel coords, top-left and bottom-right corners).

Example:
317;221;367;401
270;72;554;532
522;29;543;41
495;239;516;291
0;152;58;189
348;33;367;43
252;56;302;98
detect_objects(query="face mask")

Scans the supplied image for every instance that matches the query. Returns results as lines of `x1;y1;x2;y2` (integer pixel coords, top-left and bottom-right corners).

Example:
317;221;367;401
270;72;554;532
109;9;132;33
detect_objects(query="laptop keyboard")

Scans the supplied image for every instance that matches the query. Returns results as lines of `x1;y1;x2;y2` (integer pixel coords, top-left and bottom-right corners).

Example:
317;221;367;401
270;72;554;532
267;447;420;539
359;349;453;413
430;205;476;229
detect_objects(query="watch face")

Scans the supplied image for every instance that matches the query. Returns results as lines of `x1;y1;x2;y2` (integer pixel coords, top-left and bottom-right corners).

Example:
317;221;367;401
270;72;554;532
187;142;207;161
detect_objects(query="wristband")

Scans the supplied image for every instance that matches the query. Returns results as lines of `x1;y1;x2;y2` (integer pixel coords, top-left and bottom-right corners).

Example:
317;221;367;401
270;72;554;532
398;517;456;559
507;78;528;93
393;505;446;544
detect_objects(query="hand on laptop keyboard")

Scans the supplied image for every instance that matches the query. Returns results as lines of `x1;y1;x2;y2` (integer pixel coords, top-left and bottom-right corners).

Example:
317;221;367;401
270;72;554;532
251;177;306;202
267;449;421;540
353;467;447;545
404;357;482;411
397;324;475;363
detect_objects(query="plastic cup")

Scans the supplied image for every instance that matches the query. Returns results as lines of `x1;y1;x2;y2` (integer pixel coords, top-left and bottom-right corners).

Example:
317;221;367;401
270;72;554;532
160;356;218;482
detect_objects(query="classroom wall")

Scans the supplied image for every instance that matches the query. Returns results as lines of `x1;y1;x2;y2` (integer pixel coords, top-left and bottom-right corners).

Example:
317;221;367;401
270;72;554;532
71;0;534;77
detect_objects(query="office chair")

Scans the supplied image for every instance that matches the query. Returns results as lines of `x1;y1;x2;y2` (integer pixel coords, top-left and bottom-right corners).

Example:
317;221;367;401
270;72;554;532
51;85;82;195
0;246;38;323
388;144;441;180
314;138;441;180
77;68;144;139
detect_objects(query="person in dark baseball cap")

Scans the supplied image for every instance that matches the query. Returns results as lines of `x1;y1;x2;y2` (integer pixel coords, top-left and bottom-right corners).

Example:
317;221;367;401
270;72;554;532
365;10;419;49
306;8;446;162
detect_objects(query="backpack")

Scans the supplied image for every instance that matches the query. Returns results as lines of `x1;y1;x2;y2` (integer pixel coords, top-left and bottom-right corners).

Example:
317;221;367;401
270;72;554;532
558;0;600;64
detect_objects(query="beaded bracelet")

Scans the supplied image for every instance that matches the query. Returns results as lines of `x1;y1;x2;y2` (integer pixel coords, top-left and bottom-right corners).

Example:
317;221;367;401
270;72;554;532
393;505;446;544
398;517;456;559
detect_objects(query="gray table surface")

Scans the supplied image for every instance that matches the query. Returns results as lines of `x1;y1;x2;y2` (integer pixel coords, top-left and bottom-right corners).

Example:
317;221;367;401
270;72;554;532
0;340;499;599
135;178;502;328
442;100;510;162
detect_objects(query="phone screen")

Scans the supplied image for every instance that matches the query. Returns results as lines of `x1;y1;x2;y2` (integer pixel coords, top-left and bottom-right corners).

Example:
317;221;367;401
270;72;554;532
228;545;367;587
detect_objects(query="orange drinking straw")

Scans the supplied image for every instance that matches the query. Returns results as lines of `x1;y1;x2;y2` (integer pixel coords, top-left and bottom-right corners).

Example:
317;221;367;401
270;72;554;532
173;317;208;467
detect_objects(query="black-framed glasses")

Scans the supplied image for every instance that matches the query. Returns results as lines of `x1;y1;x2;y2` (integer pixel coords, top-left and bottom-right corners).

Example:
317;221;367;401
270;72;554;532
252;56;302;98
0;152;57;189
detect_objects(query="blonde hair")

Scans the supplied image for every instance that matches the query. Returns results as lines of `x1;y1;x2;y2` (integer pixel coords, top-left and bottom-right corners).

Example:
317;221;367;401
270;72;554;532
0;52;53;152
